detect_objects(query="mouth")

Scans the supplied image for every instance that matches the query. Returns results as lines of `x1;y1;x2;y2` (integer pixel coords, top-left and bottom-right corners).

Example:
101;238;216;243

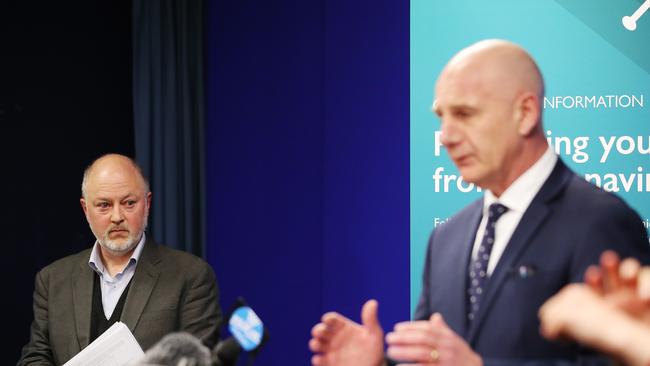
452;154;473;166
108;229;129;236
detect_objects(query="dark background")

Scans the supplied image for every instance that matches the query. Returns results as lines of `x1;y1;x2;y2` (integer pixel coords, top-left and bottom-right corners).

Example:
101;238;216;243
1;0;134;361
3;1;410;365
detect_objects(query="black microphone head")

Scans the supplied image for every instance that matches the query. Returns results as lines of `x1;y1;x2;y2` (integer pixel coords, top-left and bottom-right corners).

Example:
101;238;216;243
212;337;241;365
134;332;211;366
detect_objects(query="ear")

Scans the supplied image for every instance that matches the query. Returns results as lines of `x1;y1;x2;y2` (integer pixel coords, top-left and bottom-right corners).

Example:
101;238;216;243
515;92;541;136
145;191;152;210
80;198;88;215
80;198;91;223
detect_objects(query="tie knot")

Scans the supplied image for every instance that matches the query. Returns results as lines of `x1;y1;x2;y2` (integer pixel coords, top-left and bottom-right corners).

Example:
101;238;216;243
488;203;508;222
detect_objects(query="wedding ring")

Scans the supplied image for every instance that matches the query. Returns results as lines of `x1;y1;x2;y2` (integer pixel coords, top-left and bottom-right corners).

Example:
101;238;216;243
430;348;440;362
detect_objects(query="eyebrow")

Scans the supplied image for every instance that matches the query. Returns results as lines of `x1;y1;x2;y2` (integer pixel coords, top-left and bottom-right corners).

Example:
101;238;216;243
92;193;139;202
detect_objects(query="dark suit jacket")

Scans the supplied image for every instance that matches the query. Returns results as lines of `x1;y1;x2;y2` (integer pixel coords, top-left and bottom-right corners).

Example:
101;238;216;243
414;159;650;365
18;239;222;366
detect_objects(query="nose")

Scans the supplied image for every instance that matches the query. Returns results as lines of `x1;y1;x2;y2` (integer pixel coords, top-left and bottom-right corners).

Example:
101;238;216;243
110;205;125;224
439;120;461;147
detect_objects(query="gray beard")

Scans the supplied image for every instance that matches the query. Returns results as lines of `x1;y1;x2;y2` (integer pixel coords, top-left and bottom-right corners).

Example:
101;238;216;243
99;232;142;256
95;216;148;256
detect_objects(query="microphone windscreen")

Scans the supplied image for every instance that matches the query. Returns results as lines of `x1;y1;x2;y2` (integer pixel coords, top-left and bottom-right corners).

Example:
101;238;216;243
133;332;211;366
213;337;241;365
229;306;264;351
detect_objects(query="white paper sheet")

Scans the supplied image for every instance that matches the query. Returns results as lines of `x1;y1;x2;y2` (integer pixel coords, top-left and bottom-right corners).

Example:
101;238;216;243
63;322;144;366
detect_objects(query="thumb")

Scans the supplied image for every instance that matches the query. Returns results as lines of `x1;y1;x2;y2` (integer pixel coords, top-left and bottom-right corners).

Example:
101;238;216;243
361;299;382;332
637;267;650;301
429;312;448;330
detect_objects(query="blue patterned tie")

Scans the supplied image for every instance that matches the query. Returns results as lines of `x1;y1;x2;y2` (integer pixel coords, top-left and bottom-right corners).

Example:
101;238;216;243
467;202;508;322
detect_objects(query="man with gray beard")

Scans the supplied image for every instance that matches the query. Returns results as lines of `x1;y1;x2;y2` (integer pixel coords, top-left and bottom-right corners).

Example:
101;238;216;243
18;154;222;366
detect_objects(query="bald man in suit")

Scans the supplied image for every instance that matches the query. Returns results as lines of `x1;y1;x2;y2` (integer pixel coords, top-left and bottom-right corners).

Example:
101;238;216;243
309;40;650;366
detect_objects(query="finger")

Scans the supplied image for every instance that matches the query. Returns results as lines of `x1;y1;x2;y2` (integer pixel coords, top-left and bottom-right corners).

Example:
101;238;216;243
538;290;564;340
600;250;621;291
311;322;331;339
429;313;451;335
619;258;640;289
637;266;650;301
538;314;562;340
361;299;382;332
386;329;436;347
394;320;438;332
429;312;440;321
387;345;435;363
309;338;327;353
584;265;603;293
311;354;327;366
312;320;340;344
321;312;347;332
538;284;594;340
322;311;344;323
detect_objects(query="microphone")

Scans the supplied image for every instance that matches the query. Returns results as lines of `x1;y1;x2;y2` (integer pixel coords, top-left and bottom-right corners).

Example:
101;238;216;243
211;337;240;366
212;298;268;366
229;302;265;351
134;332;212;366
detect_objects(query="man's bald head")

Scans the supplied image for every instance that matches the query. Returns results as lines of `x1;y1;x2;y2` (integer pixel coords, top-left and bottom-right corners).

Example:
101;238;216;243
439;39;544;113
81;154;149;200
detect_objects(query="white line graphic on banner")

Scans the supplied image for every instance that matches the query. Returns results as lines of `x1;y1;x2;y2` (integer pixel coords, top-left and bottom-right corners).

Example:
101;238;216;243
622;0;650;31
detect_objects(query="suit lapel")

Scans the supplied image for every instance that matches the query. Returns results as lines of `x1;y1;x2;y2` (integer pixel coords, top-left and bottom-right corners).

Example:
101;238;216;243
121;239;161;331
72;257;94;350
466;160;572;344
447;200;483;338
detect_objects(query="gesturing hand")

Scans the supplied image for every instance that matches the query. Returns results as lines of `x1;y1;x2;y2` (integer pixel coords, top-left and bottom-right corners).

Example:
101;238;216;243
309;299;385;366
386;312;483;366
584;250;650;323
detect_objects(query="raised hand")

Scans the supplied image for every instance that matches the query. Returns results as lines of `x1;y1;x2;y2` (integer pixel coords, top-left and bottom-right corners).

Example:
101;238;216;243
539;283;650;366
309;299;385;366
386;313;482;366
584;250;650;323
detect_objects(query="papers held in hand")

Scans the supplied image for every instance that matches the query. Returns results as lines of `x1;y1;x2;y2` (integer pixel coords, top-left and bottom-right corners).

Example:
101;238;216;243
63;322;144;366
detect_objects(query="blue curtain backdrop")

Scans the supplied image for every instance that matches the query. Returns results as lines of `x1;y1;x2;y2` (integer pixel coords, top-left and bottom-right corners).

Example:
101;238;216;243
132;0;206;256
204;0;410;364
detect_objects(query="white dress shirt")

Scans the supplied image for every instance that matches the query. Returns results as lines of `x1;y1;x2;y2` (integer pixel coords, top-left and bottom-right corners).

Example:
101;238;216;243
88;233;146;319
471;147;557;275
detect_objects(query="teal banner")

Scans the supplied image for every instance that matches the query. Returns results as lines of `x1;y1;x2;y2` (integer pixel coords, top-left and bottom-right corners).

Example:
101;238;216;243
410;0;650;313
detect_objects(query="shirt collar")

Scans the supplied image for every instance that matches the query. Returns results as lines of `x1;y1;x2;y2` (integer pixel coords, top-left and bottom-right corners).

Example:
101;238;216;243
88;232;147;275
484;146;557;214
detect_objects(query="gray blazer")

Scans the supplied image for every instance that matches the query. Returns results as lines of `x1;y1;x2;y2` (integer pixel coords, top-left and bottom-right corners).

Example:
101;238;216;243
18;239;222;366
